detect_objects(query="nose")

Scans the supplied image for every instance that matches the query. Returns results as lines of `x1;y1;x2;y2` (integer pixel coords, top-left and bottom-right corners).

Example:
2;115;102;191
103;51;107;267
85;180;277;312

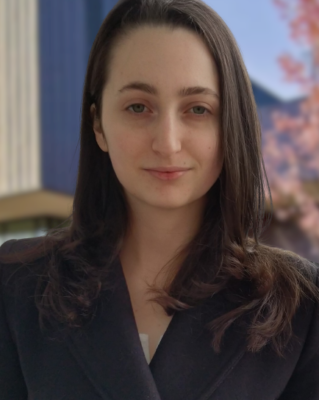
151;112;182;156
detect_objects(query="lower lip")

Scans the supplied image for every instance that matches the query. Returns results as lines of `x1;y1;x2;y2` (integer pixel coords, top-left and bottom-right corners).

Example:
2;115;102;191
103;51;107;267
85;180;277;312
146;170;189;180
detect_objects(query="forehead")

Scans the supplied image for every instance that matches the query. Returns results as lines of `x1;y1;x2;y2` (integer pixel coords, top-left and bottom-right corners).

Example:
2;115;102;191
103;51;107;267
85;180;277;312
105;25;219;95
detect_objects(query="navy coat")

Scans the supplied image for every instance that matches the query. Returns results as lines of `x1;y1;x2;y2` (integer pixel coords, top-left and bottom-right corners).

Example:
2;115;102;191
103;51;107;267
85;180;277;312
1;237;319;400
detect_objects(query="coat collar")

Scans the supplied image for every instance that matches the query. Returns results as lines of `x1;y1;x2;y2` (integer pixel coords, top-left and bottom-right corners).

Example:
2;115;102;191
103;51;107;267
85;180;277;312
63;254;248;400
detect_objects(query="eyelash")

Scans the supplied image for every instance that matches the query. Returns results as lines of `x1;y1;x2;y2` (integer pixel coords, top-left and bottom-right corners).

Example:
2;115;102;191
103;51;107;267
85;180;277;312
126;104;210;118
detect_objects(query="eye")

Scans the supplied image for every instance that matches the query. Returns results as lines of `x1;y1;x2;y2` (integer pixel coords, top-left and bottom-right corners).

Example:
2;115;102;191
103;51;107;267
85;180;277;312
189;106;210;116
127;104;148;114
126;104;210;117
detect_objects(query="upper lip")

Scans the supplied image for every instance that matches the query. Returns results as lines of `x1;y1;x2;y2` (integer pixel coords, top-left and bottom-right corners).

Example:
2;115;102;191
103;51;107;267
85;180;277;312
145;167;190;172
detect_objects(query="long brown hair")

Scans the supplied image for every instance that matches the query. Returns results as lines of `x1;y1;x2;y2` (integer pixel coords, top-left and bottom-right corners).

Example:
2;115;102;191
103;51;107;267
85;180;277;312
1;0;318;356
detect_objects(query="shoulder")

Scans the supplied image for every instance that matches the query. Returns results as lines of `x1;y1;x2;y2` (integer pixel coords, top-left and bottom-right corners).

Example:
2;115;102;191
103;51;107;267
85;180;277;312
307;259;319;286
288;256;319;348
287;259;319;386
244;245;319;352
275;250;319;321
0;237;47;297
0;236;45;255
292;254;319;290
0;238;52;350
260;244;319;296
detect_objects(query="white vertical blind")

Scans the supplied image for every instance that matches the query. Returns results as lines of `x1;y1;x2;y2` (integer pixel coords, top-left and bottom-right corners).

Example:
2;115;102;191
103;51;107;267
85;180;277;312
0;0;40;197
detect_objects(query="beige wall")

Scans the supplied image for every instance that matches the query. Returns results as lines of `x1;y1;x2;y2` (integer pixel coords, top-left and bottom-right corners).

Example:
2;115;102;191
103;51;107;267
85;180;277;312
0;0;40;197
0;190;73;223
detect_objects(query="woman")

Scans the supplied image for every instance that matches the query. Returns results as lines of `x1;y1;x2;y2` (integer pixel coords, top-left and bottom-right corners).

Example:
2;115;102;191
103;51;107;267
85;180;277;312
1;0;318;399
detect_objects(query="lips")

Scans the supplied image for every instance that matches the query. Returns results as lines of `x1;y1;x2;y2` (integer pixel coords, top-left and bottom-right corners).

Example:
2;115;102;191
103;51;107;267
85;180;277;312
145;169;189;181
145;167;190;172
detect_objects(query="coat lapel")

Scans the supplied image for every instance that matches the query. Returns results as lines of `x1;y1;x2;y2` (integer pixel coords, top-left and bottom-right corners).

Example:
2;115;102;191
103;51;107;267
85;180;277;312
64;254;248;400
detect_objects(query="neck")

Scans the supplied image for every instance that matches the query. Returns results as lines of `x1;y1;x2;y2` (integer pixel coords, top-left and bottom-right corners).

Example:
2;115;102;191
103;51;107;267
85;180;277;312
119;195;207;288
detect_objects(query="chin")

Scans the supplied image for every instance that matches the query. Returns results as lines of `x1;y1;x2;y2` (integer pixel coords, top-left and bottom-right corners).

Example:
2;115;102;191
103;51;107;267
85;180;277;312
143;196;192;210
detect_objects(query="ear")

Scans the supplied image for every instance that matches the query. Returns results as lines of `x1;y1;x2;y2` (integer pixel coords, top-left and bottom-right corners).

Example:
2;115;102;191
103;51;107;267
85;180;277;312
90;104;108;153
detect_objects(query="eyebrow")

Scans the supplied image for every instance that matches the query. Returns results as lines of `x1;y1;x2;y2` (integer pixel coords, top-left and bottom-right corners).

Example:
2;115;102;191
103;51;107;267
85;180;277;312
118;81;219;99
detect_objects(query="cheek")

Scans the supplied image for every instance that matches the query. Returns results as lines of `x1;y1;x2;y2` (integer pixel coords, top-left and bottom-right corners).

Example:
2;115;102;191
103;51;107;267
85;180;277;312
198;136;223;184
106;128;143;174
105;123;130;155
199;133;222;165
210;141;223;168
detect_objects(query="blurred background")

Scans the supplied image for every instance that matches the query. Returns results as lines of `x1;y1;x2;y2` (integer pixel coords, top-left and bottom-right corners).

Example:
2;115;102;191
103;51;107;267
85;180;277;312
0;0;318;262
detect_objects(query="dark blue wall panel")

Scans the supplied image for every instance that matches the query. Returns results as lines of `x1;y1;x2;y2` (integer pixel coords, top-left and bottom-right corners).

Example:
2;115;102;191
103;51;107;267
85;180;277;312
84;0;104;62
39;0;118;195
103;0;118;17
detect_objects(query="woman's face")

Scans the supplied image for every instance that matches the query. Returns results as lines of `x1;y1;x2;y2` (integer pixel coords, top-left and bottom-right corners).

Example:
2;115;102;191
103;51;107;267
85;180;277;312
92;25;223;211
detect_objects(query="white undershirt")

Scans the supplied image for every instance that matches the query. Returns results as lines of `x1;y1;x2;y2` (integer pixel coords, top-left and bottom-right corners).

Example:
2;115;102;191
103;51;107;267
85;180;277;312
139;333;164;364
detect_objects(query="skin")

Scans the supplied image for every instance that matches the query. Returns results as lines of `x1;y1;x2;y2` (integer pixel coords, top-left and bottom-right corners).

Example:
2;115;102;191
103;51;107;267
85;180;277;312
91;25;223;291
